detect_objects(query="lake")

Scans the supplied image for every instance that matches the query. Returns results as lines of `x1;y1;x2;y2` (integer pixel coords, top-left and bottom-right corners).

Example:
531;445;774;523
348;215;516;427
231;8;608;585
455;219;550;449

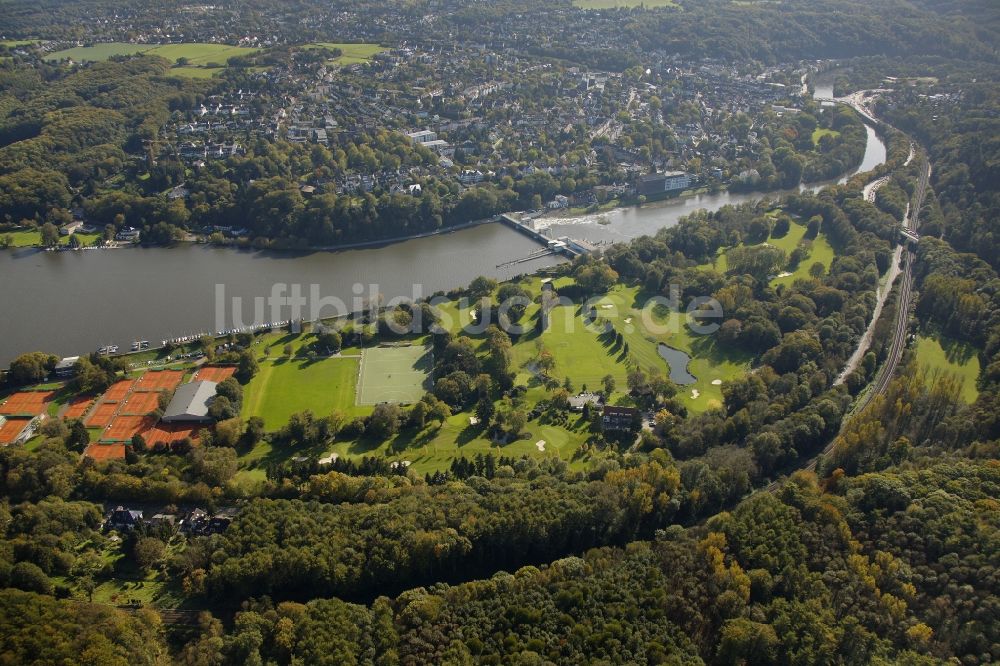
0;224;562;365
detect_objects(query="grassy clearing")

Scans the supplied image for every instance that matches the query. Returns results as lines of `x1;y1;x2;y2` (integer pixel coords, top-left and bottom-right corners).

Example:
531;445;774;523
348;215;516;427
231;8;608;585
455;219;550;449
3;230;101;248
325;409;596;477
812;127;841;145
573;0;679;8
0;40;38;48
706;220;834;286
46;43;259;76
511;302;630;391
241;355;364;430
46;43;150;60
915;333;980;403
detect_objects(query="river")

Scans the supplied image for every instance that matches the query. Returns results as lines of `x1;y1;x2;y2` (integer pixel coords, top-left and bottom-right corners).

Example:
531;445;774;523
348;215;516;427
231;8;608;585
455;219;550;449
0;78;886;366
0;224;561;365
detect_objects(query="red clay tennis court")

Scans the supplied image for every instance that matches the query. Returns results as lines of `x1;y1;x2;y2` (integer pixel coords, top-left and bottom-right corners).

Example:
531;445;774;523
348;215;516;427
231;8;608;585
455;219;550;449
63;395;96;420
84;443;125;461
0;391;55;416
120;391;160;415
194;366;236;382
103;415;156;441
103;380;136;402
86;402;119;428
136;370;185;392
144;423;201;447
0;418;31;444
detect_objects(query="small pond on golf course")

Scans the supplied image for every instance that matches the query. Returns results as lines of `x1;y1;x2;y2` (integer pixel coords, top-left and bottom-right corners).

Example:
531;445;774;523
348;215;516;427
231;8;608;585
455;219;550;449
657;343;697;385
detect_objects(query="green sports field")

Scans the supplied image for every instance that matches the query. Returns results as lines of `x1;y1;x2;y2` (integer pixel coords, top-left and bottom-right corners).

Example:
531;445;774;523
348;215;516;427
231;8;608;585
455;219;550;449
357;345;433;405
241;356;362;429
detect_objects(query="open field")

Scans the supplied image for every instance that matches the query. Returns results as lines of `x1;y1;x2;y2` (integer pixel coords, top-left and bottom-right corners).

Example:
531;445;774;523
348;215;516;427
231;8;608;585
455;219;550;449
357;345;433;405
330;411;594;476
573;0;679;7
45;42;260;78
707;219;834;286
241;356;363;430
307;42;386;65
812;127;841;145
915;333;981;403
46;42;150;61
236;406;597;483
2;230;101;248
511;303;630;390
47;42;258;64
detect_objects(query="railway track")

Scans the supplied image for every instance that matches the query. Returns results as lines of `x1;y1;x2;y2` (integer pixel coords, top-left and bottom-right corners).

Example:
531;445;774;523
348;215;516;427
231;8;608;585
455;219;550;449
766;124;931;489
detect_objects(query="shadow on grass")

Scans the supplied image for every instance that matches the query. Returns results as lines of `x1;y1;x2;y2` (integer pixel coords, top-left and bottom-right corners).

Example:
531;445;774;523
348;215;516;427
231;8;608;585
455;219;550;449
939;334;979;366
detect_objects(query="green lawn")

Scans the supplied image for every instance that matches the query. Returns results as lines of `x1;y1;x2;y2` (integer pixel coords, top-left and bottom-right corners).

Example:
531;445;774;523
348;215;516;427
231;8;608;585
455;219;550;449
434;280;747;413
0;40;38;47
573;0;678;7
357;345;432;405
595;285;751;411
326;409;596;476
3;230;101;248
306;42;386;65
706;220;834;287
772;230;835;287
914;333;981;403
241;355;364;430
812;127;841;145
46;42;150;61
46;43;259;73
510;300;630;391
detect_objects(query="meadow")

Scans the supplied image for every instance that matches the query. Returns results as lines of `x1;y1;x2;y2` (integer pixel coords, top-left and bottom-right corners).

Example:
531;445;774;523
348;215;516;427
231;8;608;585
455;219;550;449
3;230;101;248
306;42;386;65
46;42;260;78
915;333;981;403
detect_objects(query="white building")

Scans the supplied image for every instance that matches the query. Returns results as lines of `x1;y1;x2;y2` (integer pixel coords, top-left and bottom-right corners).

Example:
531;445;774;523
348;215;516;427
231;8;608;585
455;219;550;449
407;130;438;144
